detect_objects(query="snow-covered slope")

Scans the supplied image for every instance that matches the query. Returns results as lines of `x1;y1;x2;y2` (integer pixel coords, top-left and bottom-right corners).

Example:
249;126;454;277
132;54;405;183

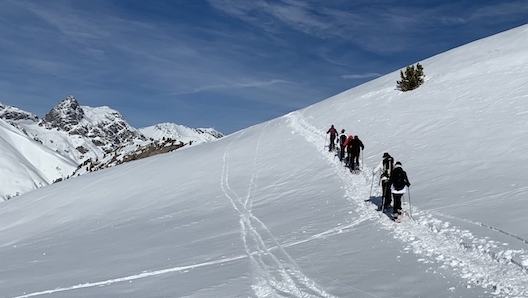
0;118;77;199
0;24;527;298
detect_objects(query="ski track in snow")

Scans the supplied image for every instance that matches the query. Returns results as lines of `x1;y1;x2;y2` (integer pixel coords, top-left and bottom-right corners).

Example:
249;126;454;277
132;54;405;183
10;256;250;298
220;124;338;298
286;110;528;298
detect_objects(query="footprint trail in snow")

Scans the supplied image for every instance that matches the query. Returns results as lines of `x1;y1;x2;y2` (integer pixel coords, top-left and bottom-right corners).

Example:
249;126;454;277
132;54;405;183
286;110;528;298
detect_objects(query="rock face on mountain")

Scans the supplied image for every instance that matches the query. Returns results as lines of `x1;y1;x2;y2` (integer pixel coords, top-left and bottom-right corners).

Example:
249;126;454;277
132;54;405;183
40;96;147;155
0;96;224;200
0;104;38;122
42;96;84;129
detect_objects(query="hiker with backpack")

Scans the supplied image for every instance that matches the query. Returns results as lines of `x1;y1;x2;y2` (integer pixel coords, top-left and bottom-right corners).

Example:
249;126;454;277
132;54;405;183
388;161;411;220
338;129;347;161
342;135;354;168
350;135;364;170
326;125;338;152
373;152;394;211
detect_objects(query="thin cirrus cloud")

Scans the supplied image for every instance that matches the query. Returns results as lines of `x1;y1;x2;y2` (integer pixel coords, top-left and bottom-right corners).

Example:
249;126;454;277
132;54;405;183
205;1;443;60
205;0;422;53
206;0;346;38
173;79;292;95
206;0;528;55
341;73;382;80
3;3;256;91
18;2;293;93
470;1;528;19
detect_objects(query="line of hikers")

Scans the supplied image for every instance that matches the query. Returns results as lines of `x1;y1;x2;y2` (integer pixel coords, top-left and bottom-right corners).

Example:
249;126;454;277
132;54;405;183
327;125;411;220
326;125;364;171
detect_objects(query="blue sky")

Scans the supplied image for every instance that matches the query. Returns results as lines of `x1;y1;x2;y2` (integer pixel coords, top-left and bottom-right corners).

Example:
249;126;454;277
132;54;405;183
1;0;527;134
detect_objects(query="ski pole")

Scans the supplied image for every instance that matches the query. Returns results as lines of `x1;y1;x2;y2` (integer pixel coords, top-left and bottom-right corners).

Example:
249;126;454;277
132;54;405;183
380;185;386;215
369;171;375;198
361;150;364;169
408;187;414;221
369;171;382;217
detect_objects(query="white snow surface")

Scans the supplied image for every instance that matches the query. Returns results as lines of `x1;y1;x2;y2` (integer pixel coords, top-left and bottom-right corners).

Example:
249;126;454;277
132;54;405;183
0;119;77;199
1;24;528;298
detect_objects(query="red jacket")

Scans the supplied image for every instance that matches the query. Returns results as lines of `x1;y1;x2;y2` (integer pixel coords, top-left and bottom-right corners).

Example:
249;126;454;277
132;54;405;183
343;135;354;147
327;127;338;136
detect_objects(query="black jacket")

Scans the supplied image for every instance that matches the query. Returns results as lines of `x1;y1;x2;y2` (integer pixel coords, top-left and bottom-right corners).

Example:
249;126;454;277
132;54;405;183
351;138;364;153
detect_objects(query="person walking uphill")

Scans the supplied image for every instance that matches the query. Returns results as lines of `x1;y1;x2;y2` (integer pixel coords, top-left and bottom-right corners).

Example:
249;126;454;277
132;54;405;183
338;129;347;161
327;125;338;151
350;135;364;170
388;161;411;220
373;152;394;211
342;134;354;168
373;152;394;177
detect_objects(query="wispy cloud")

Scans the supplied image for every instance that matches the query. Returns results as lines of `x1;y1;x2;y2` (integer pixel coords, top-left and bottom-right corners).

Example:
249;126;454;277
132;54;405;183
206;0;422;53
206;0;528;56
341;73;381;80
173;79;291;95
207;0;348;38
470;1;528;20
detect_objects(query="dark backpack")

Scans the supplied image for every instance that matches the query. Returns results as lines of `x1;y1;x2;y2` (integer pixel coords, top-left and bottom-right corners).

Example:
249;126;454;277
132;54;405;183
392;169;406;191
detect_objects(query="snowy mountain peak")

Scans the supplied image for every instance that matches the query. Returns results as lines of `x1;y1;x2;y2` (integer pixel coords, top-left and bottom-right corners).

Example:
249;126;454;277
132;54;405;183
42;95;84;128
0;96;224;200
39;96;146;155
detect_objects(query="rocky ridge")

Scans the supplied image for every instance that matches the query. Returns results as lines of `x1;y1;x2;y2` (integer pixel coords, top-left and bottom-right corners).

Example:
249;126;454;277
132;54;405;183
0;96;224;200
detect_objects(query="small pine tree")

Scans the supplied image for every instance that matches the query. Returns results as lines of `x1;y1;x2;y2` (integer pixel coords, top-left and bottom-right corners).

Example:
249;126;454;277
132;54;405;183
397;63;424;91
